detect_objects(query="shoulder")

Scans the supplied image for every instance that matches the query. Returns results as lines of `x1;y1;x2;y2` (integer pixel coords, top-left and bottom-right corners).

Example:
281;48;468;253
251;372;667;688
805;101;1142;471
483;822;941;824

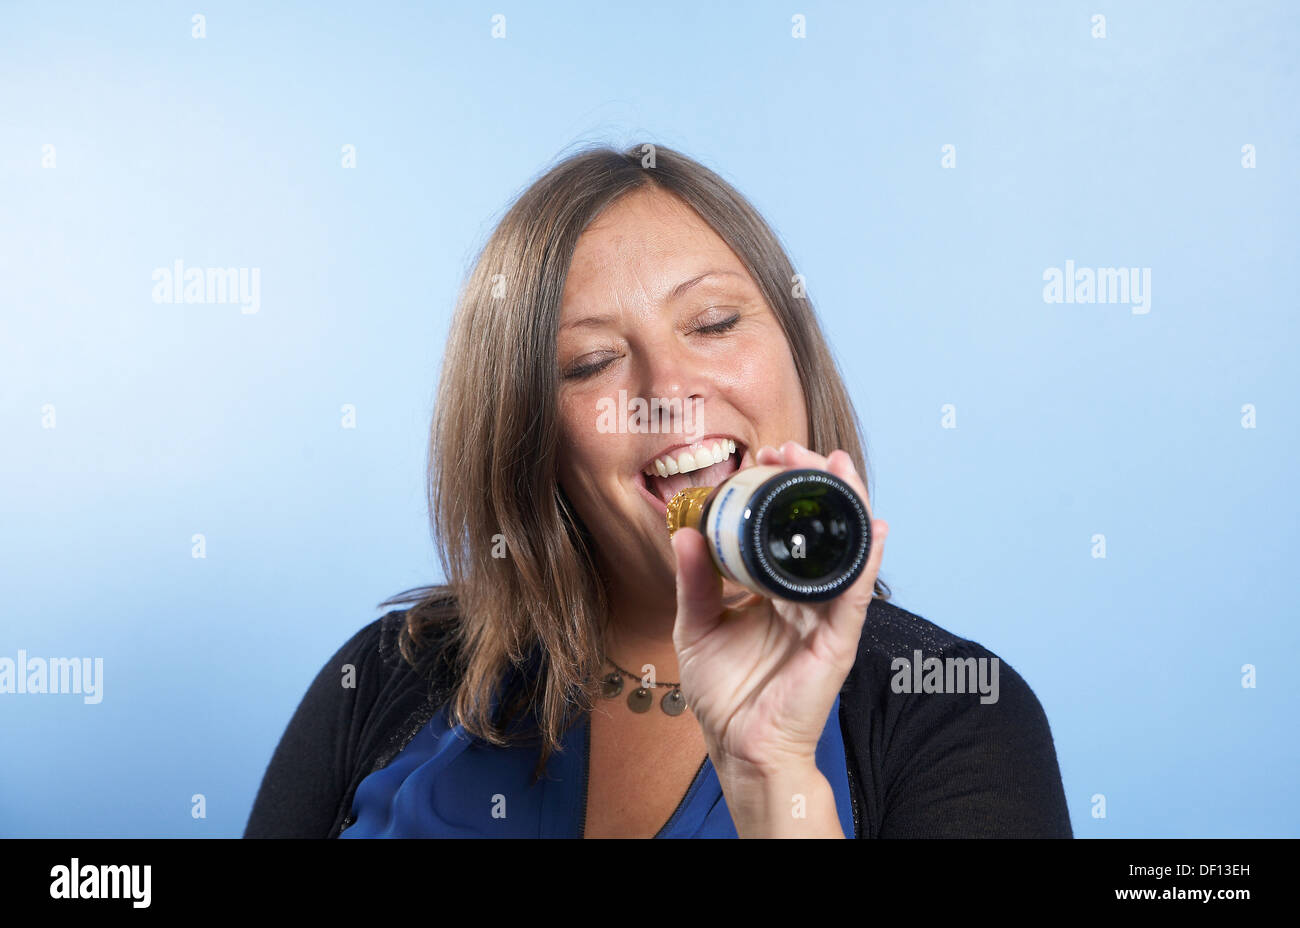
306;609;411;688
274;609;418;731
334;593;466;720
840;597;1072;837
245;598;463;838
243;608;421;838
286;601;459;734
844;596;1051;729
333;609;404;666
330;590;462;680
854;596;976;660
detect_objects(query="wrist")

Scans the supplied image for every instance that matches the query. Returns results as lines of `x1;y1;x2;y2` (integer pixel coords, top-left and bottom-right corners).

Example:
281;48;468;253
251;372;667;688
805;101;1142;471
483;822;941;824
715;757;843;838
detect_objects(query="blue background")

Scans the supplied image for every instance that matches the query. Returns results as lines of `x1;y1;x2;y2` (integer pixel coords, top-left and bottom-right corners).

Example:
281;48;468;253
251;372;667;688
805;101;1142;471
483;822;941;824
1;0;1296;838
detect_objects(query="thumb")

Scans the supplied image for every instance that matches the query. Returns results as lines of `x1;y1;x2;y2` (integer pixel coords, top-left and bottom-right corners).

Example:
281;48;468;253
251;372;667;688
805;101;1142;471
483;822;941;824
671;526;724;649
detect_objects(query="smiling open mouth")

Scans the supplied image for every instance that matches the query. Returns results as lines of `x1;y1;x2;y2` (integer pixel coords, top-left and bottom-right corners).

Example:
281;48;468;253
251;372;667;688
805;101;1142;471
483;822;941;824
641;438;745;507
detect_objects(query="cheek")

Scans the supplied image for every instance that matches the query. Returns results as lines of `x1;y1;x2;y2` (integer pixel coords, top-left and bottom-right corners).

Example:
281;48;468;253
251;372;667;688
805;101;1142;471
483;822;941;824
722;332;807;435
720;330;800;394
557;398;627;495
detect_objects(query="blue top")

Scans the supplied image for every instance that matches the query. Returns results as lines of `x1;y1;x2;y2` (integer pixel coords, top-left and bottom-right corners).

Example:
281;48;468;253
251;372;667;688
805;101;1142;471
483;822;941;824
341;692;855;838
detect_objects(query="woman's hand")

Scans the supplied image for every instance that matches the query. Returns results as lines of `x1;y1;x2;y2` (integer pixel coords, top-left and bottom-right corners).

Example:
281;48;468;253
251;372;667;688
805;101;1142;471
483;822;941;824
670;440;888;837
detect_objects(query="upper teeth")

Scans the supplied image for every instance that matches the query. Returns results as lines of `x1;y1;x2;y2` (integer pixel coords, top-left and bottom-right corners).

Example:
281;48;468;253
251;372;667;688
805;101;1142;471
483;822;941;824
645;439;737;477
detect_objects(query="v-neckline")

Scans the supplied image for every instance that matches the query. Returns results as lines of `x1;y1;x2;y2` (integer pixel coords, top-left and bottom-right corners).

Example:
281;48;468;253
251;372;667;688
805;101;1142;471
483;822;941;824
577;712;712;839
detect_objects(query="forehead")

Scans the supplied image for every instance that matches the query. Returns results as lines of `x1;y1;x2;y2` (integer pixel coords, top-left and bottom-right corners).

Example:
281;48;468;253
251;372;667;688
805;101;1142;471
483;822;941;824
560;188;750;317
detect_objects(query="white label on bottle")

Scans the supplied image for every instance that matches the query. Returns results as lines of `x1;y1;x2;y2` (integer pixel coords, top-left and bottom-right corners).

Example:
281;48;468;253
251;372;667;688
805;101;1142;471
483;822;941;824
703;465;783;595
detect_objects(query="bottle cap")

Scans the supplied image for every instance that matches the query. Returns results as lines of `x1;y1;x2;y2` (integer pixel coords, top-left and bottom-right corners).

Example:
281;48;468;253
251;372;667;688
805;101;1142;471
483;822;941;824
665;487;711;536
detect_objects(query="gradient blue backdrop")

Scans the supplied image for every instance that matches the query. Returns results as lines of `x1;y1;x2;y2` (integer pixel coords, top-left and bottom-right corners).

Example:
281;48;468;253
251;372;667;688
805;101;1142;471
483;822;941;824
2;0;1296;838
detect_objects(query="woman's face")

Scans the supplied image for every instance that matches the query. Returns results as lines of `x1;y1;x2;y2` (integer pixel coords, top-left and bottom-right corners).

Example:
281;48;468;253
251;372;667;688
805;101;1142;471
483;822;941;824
555;187;809;609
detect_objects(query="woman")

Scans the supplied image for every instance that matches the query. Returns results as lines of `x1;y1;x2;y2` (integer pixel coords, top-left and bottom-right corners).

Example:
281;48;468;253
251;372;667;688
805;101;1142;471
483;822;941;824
244;143;1071;838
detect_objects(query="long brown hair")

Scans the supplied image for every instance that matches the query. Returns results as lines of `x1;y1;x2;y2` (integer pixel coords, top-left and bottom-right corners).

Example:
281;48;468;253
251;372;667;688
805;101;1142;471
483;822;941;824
380;142;890;773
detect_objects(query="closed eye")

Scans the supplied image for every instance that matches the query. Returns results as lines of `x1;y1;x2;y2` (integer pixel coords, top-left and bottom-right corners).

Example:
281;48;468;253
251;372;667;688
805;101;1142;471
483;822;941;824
562;314;741;381
563;357;614;380
693;314;740;335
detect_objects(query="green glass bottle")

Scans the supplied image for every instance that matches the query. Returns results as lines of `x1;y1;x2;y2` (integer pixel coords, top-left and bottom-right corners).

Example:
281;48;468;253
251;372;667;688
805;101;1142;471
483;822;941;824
665;465;871;602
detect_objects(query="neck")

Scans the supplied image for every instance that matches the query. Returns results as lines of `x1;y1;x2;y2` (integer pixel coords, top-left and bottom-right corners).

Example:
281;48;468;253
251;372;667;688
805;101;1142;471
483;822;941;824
597;562;756;682
600;575;681;680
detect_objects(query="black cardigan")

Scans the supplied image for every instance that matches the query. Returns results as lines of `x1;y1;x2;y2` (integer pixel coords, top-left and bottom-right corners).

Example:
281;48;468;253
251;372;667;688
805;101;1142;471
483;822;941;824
244;597;1073;838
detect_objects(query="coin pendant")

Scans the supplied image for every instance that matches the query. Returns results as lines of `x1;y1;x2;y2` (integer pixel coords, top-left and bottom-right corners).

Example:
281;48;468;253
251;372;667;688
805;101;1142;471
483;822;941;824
660;688;686;717
600;671;624;698
627;687;653;713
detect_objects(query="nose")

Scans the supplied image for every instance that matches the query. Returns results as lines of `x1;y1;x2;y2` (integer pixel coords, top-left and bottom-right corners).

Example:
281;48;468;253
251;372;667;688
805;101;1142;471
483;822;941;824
638;340;709;438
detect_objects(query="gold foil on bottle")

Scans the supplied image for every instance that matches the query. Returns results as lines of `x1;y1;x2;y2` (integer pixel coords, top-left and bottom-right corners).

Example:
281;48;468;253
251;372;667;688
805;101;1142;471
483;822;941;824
665;486;712;536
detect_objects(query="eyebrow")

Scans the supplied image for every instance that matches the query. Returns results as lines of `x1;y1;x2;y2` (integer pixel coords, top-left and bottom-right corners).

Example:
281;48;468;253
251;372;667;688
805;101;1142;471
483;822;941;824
560;269;746;332
669;268;745;300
